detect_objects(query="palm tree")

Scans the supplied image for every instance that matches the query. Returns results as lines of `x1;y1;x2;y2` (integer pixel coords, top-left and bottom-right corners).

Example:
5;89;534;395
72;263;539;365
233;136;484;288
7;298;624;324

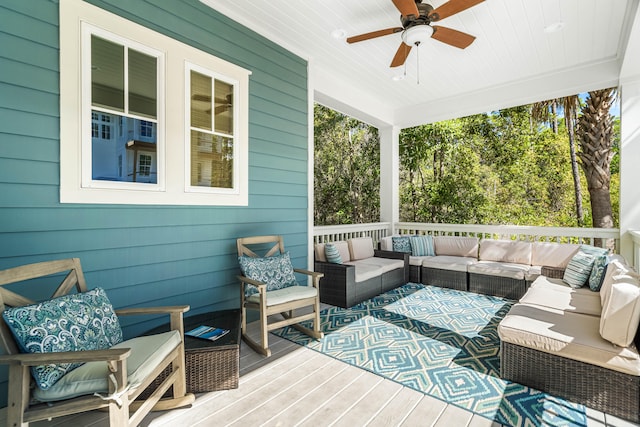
531;96;583;225
576;88;616;247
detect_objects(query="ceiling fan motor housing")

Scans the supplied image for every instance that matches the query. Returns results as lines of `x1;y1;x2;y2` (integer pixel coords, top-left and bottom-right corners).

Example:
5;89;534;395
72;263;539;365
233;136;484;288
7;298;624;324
401;3;434;28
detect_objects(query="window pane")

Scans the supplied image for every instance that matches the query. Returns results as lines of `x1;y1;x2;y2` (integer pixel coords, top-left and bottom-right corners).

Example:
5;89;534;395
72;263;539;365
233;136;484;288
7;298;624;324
91;35;124;111
92;110;157;184
190;130;233;188
191;71;212;130
214;80;233;135
128;49;157;118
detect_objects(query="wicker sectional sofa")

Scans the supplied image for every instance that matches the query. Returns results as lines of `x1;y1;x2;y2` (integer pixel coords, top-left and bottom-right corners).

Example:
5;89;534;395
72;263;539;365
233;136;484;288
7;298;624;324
314;237;409;308
380;235;581;300
498;257;640;422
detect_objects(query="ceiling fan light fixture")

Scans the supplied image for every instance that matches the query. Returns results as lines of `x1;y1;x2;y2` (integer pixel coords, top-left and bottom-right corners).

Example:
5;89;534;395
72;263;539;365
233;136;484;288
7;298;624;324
402;25;434;46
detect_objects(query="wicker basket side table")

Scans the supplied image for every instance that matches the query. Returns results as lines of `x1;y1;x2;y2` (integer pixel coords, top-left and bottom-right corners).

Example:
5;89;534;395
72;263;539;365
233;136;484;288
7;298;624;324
145;308;241;393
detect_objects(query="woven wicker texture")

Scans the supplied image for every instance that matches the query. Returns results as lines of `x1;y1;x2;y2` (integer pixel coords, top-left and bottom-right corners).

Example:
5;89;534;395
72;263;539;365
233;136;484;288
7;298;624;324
501;341;640;422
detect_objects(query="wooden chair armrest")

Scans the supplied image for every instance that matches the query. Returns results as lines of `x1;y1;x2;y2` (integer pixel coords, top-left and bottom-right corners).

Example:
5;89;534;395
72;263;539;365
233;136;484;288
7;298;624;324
293;268;324;279
237;274;267;291
116;305;190;316
0;348;131;366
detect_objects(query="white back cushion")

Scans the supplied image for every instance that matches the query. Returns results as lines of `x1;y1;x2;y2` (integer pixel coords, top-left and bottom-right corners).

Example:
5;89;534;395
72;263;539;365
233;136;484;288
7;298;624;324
600;259;638;308
479;239;532;265
531;242;580;268
315;241;351;263
434;236;479;258
600;276;640;347
348;237;375;261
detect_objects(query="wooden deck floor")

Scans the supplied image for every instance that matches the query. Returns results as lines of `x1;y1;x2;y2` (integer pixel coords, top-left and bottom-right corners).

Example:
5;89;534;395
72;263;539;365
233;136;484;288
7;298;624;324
2;319;638;427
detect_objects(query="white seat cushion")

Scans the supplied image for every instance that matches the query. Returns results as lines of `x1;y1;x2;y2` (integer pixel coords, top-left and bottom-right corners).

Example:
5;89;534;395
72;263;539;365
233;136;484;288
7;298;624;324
520;276;601;316
409;255;432;266
352;257;404;273
247;285;318;306
33;330;182;402
498;303;640;376
344;260;384;282
468;261;528;280
422;255;477;273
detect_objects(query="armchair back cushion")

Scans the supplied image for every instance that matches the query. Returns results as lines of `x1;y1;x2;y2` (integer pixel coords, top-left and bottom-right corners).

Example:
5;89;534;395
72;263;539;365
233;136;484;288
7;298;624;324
238;251;299;297
434;236;479;258
2;287;123;390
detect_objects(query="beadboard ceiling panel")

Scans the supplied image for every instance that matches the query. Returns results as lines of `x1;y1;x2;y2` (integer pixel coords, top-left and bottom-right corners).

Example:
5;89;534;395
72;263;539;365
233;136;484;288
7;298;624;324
203;0;638;127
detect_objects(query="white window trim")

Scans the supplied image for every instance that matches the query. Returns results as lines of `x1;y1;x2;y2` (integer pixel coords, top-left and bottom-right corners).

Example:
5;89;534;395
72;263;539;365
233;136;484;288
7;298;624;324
60;0;250;205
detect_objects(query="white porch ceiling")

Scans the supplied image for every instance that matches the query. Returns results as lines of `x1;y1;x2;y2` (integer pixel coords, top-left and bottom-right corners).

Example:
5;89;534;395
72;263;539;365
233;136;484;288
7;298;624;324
202;0;638;128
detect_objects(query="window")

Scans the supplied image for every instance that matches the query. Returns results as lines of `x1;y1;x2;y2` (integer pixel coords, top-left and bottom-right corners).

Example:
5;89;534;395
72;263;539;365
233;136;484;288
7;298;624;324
186;66;238;193
87;30;161;185
60;0;250;205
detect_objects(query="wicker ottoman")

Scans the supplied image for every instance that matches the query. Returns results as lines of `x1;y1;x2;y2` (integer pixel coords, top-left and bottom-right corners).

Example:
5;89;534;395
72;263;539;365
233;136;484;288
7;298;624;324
145;309;241;393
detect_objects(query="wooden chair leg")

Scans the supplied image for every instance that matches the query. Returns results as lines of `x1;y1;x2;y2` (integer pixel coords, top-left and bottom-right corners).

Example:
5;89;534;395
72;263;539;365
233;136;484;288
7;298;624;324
6;365;30;427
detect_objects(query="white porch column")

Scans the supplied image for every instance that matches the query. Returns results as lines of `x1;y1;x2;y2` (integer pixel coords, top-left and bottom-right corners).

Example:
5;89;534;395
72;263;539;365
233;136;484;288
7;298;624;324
619;3;640;266
619;79;640;266
380;125;400;234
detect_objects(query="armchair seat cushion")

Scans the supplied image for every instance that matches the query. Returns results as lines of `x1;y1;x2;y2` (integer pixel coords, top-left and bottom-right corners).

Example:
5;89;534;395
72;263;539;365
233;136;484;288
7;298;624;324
33;330;181;402
247;285;318;306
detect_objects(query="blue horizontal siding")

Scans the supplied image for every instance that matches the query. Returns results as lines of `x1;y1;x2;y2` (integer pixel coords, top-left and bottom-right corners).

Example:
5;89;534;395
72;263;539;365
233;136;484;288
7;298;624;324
0;0;310;407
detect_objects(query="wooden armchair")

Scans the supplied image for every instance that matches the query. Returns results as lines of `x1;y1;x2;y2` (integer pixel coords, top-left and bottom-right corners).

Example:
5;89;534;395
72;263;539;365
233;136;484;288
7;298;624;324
0;258;195;426
237;235;324;357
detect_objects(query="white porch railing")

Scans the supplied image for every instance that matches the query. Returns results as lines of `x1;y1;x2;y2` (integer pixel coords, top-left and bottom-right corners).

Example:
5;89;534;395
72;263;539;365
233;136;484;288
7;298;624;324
313;222;392;245
313;222;621;252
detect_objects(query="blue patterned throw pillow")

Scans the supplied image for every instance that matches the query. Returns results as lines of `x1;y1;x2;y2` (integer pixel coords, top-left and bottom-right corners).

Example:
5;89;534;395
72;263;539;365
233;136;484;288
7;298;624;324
589;254;610;291
392;236;412;253
324;243;342;264
563;250;597;289
410;235;435;256
2;287;123;390
238;252;299;296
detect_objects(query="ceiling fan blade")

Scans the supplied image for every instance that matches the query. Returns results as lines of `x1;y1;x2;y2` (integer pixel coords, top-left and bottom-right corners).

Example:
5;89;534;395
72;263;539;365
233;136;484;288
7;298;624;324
431;25;476;49
392;0;420;18
428;0;484;21
347;27;403;44
390;42;412;67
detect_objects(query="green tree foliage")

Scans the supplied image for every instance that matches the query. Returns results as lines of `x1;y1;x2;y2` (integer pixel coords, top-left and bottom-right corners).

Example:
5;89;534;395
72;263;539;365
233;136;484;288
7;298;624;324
314;99;619;228
314;104;380;225
398;105;611;227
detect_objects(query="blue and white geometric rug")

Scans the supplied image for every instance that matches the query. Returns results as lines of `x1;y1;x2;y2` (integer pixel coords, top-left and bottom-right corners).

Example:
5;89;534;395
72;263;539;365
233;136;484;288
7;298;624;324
272;283;587;426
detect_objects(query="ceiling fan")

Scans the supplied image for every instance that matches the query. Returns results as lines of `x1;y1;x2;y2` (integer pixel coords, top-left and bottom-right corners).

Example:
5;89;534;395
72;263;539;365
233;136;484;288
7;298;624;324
346;0;484;68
